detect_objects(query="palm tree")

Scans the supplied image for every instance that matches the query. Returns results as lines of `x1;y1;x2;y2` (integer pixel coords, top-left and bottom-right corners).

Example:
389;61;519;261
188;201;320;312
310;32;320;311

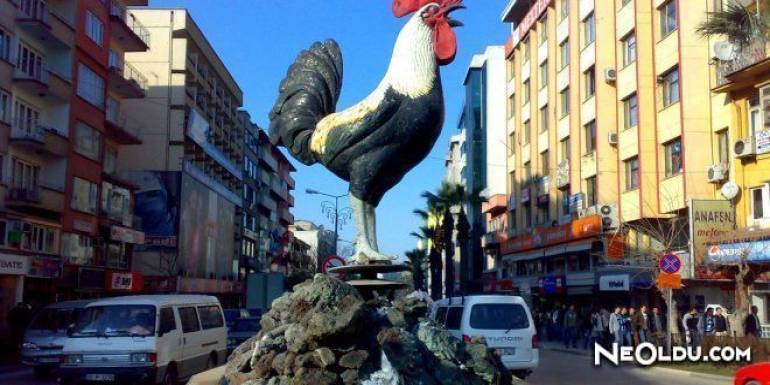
404;248;427;291
697;0;770;47
410;224;442;299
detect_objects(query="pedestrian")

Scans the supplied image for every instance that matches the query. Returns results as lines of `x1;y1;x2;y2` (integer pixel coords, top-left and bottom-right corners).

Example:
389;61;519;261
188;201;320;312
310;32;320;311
550;307;561;342
714;307;729;338
609;306;622;346
651;307;665;345
628;307;638;346
703;308;716;336
600;307;611;347
586;307;605;349
635;305;651;344
563;304;578;349
745;305;761;338
682;307;702;348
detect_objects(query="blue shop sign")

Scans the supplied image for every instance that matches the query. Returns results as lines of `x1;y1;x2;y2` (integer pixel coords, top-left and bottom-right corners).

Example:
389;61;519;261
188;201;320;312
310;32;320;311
705;240;770;264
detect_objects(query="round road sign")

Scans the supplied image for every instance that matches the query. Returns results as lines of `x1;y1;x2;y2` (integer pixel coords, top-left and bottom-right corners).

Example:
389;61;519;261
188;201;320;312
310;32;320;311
659;253;682;274
322;255;346;277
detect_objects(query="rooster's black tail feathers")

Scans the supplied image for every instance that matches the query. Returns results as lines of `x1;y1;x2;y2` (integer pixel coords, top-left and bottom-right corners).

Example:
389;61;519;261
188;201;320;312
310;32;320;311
269;40;343;165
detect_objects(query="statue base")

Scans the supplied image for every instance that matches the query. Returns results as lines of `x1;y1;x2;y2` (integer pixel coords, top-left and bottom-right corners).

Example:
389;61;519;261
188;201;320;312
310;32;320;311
328;262;410;299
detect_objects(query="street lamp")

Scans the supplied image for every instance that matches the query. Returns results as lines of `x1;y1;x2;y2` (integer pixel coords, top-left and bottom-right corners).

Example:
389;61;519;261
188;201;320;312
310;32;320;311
305;188;352;255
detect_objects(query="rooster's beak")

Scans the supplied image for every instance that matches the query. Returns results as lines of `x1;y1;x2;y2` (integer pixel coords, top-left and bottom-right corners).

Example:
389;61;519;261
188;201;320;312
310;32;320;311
444;4;465;28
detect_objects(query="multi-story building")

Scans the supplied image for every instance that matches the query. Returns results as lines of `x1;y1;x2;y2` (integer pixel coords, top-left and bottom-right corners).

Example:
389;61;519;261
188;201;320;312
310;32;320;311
457;46;507;291
120;9;244;303
444;130;466;186
497;0;770;311
289;220;334;272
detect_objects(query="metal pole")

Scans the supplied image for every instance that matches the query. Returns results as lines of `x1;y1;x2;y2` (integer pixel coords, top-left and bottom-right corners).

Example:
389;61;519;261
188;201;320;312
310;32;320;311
667;288;673;355
333;196;339;255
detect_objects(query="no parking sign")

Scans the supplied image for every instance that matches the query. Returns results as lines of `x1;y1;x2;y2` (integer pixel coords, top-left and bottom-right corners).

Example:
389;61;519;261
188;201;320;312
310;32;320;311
322;255;346;278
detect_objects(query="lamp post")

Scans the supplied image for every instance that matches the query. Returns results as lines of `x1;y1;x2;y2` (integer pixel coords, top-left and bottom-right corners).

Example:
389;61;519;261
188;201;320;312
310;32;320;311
306;188;352;255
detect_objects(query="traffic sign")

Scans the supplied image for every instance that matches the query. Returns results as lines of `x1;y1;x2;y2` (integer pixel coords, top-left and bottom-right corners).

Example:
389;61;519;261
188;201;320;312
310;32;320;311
322;255;346;278
656;272;682;290
659;253;682;274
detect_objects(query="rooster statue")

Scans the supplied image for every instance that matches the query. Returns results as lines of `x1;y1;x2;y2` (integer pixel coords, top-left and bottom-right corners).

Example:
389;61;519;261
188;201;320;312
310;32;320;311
269;0;464;264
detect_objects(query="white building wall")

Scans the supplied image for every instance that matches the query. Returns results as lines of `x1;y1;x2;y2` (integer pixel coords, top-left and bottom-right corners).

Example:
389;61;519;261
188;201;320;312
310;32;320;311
483;46;507;197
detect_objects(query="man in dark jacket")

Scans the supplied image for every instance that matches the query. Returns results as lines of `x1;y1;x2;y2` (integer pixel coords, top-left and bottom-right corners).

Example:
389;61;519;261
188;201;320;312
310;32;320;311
745;306;761;338
634;305;651;343
563;305;578;349
714;307;729;337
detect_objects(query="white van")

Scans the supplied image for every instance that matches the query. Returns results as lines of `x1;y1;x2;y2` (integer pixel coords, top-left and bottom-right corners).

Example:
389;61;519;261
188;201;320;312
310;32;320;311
59;295;227;385
430;295;539;378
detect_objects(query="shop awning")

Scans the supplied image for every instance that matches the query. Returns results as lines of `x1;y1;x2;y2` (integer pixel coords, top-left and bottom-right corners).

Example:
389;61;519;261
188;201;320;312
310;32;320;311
565;239;594;253
544;245;565;257
504;249;544;262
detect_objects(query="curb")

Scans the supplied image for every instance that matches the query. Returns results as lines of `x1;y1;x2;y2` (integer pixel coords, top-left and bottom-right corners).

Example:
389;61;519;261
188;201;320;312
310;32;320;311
647;366;733;382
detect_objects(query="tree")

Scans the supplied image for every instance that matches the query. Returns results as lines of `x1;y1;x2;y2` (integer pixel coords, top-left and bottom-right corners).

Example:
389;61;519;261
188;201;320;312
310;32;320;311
410;225;441;299
697;0;770;48
405;248;428;291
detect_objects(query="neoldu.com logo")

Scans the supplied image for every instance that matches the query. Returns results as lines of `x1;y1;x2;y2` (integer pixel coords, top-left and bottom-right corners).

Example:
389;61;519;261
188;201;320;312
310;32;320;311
594;343;752;366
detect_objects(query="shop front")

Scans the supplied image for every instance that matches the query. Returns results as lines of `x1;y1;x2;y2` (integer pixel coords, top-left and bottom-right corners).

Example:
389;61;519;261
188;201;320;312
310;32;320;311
0;253;30;337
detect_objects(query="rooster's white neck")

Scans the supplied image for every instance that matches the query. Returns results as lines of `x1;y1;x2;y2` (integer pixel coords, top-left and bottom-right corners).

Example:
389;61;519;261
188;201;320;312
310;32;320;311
383;14;438;98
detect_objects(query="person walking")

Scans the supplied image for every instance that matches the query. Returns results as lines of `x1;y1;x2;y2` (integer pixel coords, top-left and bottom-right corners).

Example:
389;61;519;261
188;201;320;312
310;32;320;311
620;307;633;346
703;308;716;336
609;306;622;345
600;307;611;347
745;305;761;338
714;307;729;338
682;308;702;348
586;307;605;349
635;305;651;344
628;307;639;346
563;304;578;349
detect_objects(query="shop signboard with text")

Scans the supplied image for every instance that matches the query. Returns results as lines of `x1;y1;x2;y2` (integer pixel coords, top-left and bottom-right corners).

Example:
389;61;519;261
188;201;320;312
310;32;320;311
501;215;602;255
0;254;29;275
689;199;736;279
106;271;144;292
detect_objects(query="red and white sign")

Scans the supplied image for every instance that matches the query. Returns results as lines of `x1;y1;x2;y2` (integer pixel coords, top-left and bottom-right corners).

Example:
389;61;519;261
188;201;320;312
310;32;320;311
322;255;346;278
106;271;143;292
518;0;553;40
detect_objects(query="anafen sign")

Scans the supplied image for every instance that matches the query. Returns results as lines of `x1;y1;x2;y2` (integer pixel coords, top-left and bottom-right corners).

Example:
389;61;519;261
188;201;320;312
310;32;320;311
689;199;735;279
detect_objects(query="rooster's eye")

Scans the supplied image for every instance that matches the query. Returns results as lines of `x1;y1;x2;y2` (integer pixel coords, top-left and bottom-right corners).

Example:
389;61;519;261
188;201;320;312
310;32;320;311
421;4;440;18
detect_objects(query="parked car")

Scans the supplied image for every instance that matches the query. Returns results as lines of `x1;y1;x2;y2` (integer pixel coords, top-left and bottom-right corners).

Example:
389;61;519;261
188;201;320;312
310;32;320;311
223;308;251;328
734;362;770;385
59;295;227;385
227;317;262;354
430;295;539;379
21;300;91;378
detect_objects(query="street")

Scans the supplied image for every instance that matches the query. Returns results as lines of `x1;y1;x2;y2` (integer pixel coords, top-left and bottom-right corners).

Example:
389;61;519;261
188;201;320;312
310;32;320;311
528;348;730;385
1;365;56;385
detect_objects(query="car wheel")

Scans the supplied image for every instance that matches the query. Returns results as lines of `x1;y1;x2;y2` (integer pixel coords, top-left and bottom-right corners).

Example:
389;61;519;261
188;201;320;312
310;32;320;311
33;365;52;379
163;365;178;385
206;353;217;370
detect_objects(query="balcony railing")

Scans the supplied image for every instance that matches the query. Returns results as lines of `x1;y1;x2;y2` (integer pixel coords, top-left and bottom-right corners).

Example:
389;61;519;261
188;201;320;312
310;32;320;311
13;66;50;85
17;0;50;24
108;51;148;91
11;118;46;142
108;0;150;47
7;187;42;203
717;41;768;86
106;99;141;138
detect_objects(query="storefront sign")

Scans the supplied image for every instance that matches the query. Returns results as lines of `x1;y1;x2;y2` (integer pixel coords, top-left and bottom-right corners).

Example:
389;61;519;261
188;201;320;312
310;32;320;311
517;0;553;40
520;186;531;204
599;274;630;291
756;129;770;154
106;271;143;292
28;256;61;279
501;215;603;255
0;254;29;275
73;219;94;233
569;193;584;214
539;275;565;295
536;194;549;206
689;199;736;279
144;236;177;248
706;239;770;264
110;226;145;244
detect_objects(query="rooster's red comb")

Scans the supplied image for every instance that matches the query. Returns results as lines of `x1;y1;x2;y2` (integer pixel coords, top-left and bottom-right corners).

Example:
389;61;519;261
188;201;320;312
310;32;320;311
392;0;462;18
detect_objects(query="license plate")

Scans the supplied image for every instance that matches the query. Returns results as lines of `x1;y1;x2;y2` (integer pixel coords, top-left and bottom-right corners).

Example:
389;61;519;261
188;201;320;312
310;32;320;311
85;374;115;381
497;348;516;356
39;357;59;363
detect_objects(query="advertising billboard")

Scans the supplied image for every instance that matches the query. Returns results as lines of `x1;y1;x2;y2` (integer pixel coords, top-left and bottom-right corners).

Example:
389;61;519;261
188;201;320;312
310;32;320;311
121;172;182;250
179;173;236;280
689;199;736;279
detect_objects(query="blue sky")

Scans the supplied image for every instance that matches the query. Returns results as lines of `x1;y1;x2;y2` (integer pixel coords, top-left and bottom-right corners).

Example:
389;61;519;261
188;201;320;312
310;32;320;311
151;0;510;257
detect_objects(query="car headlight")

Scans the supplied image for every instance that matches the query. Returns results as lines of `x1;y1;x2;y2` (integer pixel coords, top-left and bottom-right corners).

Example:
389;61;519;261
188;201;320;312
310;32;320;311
22;342;39;350
62;354;83;364
130;353;156;363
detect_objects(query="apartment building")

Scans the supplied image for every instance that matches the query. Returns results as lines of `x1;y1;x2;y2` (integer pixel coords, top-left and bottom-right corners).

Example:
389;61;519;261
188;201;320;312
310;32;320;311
497;0;754;307
120;9;245;302
457;46;507;291
289;219;334;272
444;130;466;186
240;112;296;275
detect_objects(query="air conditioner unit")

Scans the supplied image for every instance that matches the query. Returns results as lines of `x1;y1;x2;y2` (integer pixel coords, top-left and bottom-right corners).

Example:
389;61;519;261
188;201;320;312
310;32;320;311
596;203;620;231
707;164;728;183
604;68;617;83
734;137;756;159
608;132;619;145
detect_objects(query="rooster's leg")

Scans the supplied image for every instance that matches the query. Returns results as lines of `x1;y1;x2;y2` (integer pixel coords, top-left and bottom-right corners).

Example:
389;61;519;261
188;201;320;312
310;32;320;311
350;195;393;264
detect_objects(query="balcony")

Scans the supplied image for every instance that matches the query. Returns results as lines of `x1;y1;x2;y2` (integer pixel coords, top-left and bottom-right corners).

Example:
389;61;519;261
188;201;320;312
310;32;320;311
16;0;74;49
6;186;64;215
482;230;505;247
278;203;293;226
108;52;147;98
482;194;508;215
257;193;277;213
555;159;570;188
105;99;142;144
13;66;49;96
259;149;278;172
108;0;150;51
716;41;768;87
10;120;68;157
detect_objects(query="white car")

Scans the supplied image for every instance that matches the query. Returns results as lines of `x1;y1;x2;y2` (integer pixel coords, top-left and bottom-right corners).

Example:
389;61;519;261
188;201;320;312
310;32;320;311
430;295;539;379
59;295;227;385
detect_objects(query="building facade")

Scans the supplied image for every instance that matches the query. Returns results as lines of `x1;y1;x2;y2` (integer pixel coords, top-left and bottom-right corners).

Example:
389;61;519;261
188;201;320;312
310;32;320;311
497;0;770;317
289;219;334;272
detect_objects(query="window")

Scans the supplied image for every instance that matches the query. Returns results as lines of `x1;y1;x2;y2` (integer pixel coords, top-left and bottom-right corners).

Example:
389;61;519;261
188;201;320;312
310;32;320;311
470;304;530;330
560;0;569;21
717;130;729;164
624;93;638;129
509;171;516;194
77;64;105;108
749;97;762;136
71;177;98;214
540;61;548;89
539;16;548;44
584;120;597;154
561;137;571;162
536;204;549;225
522;80;531;104
750;185;770;220
541;150;550;176
664;139;683;177
560;88;570;118
85;11;103;46
13;99;41;134
622;33;637;66
523;37;531;62
61;233;95;266
508;95;515;119
159;308;176;334
0;28;10;61
508;132;516;155
445;308;462;330
197;305;224;329
104;146;117;175
16;41;45;80
560;187;571;215
540;106;549;133
523;204;532;228
75;122;102;161
583;12;595;47
622;0;633;6
178;307;201;333
11;157;39;191
0;90;10;123
625;157;640;190
559;40;570;69
660;0;678;37
584;67;596;99
523;120;531;145
102;182;131;225
661;67;680;107
586;176;597;207
524;161;532;182
436;307;448;324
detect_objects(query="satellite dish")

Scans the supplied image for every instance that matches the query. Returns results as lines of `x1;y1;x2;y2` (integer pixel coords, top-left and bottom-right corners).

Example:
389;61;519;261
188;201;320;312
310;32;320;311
713;41;737;61
721;181;740;200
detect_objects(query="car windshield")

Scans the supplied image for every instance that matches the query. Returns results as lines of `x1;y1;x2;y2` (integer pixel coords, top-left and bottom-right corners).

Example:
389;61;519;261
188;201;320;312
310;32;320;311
469;304;529;330
232;318;260;332
29;308;82;332
72;305;156;337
